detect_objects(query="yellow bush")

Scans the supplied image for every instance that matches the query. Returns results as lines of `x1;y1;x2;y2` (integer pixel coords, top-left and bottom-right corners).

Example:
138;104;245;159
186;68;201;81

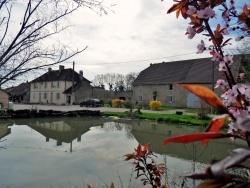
149;100;162;111
112;99;125;108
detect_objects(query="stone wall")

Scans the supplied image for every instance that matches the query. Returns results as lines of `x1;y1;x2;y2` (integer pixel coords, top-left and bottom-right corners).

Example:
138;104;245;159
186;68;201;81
133;84;218;108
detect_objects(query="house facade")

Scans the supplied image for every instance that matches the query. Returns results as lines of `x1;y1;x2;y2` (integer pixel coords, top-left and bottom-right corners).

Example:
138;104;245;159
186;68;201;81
30;65;92;105
0;89;9;109
133;56;242;108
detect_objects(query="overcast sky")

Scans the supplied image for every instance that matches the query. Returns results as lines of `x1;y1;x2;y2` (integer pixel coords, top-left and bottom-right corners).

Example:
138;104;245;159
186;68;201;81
53;0;218;81
10;0;241;85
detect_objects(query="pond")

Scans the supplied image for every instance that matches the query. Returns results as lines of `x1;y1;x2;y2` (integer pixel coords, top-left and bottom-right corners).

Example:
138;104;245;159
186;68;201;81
0;117;247;188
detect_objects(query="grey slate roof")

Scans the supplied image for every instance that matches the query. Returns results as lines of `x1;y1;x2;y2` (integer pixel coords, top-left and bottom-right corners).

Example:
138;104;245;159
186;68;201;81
133;55;242;85
6;82;30;96
63;82;82;94
30;68;90;83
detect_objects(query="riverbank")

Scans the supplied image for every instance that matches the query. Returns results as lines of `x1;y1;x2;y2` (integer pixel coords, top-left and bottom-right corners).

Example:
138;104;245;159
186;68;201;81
10;104;212;126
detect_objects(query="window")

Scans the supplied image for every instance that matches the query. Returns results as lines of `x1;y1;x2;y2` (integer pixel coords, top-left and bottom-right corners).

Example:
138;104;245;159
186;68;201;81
51;82;54;88
44;93;47;99
168;84;173;91
33;93;36;100
167;96;175;103
139;96;143;102
45;82;47;88
56;93;60;100
57;82;60;88
33;83;37;89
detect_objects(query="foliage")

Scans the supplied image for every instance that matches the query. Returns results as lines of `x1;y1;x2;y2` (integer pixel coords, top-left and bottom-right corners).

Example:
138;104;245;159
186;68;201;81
126;0;250;187
111;99;125;108
124;101;133;110
149;101;162;111
197;102;211;120
124;144;167;188
158;0;250;187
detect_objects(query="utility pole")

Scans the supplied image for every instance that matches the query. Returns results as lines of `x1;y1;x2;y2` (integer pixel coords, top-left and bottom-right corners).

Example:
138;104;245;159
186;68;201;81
71;61;75;105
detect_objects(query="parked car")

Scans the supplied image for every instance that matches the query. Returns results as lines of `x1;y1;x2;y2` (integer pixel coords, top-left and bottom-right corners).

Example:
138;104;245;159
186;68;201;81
79;98;101;107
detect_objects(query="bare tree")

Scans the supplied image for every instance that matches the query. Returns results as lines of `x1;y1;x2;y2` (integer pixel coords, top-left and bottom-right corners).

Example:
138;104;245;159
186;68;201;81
124;72;139;91
92;74;105;87
0;0;110;87
104;73;116;90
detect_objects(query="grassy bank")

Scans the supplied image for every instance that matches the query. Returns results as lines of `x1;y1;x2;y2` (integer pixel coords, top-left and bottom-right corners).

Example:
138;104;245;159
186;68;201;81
101;111;211;126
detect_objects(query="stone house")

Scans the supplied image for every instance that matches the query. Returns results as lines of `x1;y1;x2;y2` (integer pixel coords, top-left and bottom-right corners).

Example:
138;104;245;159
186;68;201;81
133;56;242;108
0;89;9;109
30;65;92;105
6;82;30;103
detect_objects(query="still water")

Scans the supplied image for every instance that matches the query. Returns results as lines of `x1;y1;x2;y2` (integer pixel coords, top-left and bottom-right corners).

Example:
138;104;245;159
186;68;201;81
0;117;247;188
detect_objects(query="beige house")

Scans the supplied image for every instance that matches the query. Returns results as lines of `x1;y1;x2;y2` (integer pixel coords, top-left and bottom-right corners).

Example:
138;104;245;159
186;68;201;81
0;89;9;109
133;56;242;108
30;65;92;105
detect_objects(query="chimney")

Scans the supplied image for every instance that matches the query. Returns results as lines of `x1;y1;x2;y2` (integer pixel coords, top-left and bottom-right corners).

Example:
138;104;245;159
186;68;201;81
48;67;52;72
59;65;64;72
79;70;83;81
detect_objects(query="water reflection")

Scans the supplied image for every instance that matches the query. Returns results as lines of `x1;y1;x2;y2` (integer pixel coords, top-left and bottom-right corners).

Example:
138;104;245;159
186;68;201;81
0;117;248;188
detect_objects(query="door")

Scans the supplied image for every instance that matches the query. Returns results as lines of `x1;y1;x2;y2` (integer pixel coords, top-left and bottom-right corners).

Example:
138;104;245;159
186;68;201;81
66;95;71;104
187;93;200;108
50;93;53;103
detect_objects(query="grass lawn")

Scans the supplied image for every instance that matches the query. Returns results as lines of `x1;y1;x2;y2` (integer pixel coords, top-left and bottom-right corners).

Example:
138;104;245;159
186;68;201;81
101;111;211;126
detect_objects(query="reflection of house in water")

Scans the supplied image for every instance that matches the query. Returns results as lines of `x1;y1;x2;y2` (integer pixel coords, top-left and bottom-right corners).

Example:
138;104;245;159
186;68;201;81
131;121;248;163
22;117;111;148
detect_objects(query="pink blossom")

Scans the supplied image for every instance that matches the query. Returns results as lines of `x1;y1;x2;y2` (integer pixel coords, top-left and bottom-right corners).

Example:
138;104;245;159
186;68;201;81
220;28;229;35
215;79;228;89
196;40;205;54
222;10;230;21
228;122;238;134
221;85;238;106
238;73;245;79
223;55;233;65
235;36;244;41
227;85;238;104
197;7;215;19
211;52;221;61
186;5;197;15
239;84;250;99
186;26;196;39
218;62;227;71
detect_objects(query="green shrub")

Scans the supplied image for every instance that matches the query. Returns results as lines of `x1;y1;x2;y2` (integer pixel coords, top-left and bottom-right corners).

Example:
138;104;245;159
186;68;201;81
111;99;125;108
124;101;133;109
149;100;162;111
99;99;104;106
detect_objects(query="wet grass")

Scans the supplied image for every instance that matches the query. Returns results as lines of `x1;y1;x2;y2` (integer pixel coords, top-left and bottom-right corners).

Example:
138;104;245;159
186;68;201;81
101;111;211;126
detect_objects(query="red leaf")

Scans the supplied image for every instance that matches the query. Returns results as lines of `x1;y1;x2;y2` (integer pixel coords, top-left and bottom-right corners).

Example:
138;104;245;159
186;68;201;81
202;115;227;145
243;4;249;15
176;84;229;114
162;132;240;146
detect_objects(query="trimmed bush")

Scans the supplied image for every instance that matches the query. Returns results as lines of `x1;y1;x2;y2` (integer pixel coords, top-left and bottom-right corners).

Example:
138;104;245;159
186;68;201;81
111;99;125;108
149;100;162;111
